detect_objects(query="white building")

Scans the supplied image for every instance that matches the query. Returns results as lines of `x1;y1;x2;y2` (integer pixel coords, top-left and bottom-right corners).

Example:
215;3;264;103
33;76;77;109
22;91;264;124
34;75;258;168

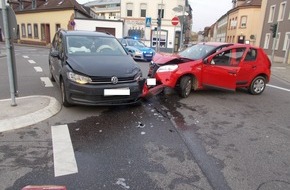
82;0;192;52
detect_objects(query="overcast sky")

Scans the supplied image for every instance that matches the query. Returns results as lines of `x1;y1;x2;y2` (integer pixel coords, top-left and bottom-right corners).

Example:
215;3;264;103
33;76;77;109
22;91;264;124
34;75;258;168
76;0;233;32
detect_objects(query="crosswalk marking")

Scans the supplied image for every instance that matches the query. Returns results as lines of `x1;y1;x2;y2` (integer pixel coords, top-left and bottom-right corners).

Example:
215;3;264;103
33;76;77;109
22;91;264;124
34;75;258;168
23;55;29;58
51;124;78;177
34;67;43;72
40;77;54;87
28;60;36;64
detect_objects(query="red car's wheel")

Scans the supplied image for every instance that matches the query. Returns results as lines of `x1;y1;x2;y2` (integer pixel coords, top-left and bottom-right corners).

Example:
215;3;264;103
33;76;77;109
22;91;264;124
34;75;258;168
178;76;192;98
248;76;266;95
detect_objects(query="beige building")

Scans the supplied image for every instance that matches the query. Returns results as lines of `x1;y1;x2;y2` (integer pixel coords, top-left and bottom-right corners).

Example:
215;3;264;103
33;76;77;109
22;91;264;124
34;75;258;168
8;0;91;46
227;0;262;46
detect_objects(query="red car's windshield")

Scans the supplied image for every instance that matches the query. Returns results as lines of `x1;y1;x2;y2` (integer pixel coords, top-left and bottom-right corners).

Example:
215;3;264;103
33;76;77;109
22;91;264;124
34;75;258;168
178;44;217;60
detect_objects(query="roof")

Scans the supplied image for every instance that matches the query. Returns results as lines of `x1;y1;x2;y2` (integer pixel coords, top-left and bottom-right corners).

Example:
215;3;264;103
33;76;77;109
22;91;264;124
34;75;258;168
9;0;91;17
83;0;120;6
228;0;261;13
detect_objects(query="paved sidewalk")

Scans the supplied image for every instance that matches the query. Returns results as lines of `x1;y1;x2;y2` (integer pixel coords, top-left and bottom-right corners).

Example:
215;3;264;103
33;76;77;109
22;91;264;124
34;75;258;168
0;46;289;133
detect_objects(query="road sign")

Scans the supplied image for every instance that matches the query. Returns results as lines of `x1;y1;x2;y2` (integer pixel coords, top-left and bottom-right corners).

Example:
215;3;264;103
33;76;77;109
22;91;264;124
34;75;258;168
145;17;151;27
171;16;179;26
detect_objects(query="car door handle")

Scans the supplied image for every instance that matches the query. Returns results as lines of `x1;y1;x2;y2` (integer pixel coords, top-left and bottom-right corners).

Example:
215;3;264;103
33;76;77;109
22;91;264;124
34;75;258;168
252;65;257;69
228;70;237;75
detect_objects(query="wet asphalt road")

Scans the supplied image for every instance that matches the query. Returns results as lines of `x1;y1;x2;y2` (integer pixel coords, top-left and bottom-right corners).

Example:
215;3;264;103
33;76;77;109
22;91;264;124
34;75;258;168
1;45;290;190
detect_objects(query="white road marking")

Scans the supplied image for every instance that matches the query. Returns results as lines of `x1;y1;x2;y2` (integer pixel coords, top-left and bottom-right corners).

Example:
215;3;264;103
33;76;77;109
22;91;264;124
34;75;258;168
267;84;290;92
34;66;43;72
28;60;36;64
23;55;29;58
40;77;54;87
51;124;78;177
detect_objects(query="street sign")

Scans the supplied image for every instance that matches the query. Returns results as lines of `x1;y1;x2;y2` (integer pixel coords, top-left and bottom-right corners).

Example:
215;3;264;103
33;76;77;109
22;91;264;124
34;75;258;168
171;16;179;26
145;17;151;27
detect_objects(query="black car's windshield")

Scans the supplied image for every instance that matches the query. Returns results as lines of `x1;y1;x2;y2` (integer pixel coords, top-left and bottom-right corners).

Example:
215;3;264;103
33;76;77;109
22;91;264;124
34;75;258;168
66;36;127;55
178;44;217;60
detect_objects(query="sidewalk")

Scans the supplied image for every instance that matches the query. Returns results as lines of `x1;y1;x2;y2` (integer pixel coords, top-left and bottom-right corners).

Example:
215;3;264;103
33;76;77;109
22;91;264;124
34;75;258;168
0;45;289;133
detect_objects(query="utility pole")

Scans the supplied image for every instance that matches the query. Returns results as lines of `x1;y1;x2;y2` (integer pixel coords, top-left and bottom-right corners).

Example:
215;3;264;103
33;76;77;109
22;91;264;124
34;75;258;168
180;0;186;50
1;1;17;106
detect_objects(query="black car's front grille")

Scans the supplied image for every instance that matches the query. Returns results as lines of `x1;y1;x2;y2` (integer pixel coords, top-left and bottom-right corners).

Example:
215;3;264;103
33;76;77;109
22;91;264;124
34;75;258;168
90;76;136;84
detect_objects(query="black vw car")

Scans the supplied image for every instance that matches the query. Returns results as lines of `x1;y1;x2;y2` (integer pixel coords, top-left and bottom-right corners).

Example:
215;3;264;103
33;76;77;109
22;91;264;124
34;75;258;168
49;30;145;106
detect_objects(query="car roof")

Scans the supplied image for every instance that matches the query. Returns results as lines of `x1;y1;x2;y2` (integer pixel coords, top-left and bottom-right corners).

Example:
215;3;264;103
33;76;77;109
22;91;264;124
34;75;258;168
197;42;230;47
60;30;114;37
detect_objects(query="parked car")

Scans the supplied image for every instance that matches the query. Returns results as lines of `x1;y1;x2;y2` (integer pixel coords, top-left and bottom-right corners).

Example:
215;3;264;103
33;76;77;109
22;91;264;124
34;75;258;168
147;42;271;98
49;29;145;106
119;38;155;61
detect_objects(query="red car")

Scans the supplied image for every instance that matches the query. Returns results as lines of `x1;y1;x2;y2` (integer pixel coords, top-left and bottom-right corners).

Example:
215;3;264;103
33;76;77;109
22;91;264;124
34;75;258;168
145;42;271;98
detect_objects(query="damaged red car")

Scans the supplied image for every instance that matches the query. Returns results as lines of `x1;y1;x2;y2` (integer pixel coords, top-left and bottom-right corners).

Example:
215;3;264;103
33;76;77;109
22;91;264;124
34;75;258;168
146;42;271;98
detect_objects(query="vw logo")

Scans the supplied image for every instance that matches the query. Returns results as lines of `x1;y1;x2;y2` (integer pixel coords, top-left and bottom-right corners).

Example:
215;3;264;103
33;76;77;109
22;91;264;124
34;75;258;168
111;76;118;84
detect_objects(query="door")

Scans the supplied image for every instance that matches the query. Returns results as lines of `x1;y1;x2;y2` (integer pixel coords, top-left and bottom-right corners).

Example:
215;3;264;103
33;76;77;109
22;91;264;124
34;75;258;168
202;48;241;91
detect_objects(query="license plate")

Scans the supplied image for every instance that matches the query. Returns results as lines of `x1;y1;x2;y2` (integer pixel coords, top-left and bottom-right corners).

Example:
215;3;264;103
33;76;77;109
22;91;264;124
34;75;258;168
104;88;130;96
147;78;156;86
145;54;152;57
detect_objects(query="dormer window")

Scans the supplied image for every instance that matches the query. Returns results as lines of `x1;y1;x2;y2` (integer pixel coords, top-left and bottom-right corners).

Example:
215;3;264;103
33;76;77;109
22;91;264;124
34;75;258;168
32;0;36;9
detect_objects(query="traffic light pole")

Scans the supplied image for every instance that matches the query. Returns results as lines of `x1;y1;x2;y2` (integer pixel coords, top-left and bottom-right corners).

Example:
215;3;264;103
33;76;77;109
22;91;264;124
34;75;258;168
271;22;279;64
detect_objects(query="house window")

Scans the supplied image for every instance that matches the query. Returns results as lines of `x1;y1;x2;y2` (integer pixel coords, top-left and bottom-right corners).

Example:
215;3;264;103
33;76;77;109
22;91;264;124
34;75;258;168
21;24;26;37
278;2;286;21
274;33;280;50
34;24;39;38
140;3;147;17
264;33;270;49
158;4;164;18
41;24;45;40
27;24;32;38
283;32;290;51
268;5;276;23
126;3;133;17
240;16;247;28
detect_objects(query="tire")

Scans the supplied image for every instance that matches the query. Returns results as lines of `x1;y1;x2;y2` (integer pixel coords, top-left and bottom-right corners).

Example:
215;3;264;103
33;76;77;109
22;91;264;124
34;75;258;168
60;79;72;107
248;76;266;95
49;63;55;82
178;76;192;98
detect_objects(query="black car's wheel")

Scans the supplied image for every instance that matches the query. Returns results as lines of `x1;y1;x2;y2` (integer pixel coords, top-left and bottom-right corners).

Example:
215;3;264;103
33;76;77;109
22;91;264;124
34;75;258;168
60;79;72;107
248;76;266;95
178;76;192;98
49;63;55;82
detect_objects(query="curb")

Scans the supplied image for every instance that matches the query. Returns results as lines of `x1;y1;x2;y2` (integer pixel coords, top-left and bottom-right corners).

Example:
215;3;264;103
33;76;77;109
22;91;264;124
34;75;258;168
0;96;61;132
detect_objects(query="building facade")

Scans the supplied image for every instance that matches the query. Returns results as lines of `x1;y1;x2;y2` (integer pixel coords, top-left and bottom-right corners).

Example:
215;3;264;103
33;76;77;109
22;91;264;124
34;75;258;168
227;0;262;46
260;0;290;63
120;0;192;51
8;0;91;45
83;0;121;20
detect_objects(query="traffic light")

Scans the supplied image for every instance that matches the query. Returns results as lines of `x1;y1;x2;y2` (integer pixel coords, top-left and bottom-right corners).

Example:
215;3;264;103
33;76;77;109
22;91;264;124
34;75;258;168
270;23;277;38
157;18;161;27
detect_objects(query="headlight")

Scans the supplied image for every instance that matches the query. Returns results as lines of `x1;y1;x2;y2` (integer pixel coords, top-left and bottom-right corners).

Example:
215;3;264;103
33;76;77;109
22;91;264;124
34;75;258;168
157;65;178;73
135;49;143;55
134;70;143;81
67;72;92;84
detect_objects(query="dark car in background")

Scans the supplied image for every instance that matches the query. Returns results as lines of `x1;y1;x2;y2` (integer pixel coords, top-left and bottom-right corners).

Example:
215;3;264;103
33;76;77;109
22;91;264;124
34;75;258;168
119;38;155;61
148;42;271;98
49;30;145;106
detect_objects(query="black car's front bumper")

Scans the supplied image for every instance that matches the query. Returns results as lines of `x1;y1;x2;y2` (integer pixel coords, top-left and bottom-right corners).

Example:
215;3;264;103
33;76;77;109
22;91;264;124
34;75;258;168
64;78;145;106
